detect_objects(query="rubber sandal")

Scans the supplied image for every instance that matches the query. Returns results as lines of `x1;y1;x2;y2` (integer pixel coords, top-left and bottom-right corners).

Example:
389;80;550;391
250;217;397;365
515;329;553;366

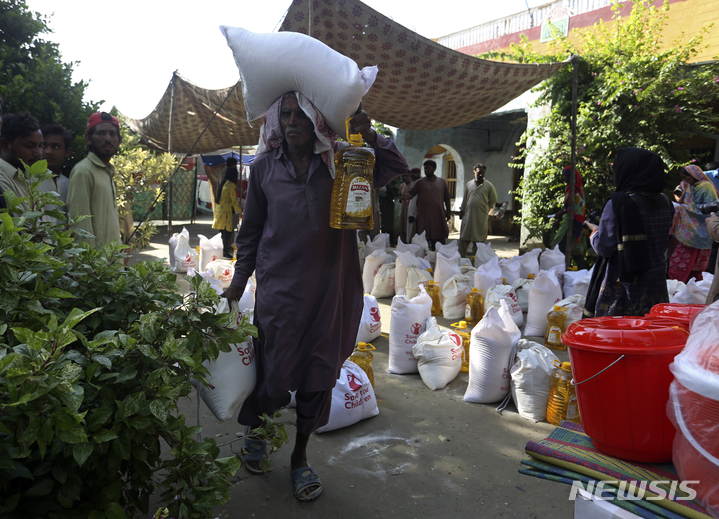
241;437;271;475
291;466;323;502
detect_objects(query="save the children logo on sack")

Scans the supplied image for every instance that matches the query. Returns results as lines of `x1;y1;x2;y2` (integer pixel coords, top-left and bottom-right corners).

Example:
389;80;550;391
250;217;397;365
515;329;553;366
370;307;380;322
236;343;255;366
449;332;461;346
345;376;372;409
411;322;422;335
347;372;363;391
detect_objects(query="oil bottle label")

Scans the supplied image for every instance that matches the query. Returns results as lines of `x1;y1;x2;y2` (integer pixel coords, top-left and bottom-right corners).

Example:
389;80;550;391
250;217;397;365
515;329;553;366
345;177;372;217
547;325;562;344
566;395;578;420
465;303;472;319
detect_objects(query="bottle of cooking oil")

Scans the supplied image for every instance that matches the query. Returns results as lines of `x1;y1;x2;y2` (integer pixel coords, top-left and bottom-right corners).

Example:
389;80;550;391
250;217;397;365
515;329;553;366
544;305;567;351
426;281;441;316
464;288;484;326
329;118;376;230
350;342;377;388
450;320;472;372
546;360;581;426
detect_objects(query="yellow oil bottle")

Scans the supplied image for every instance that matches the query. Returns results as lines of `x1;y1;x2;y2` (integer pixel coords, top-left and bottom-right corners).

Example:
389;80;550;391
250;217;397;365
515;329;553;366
544;305;567;351
464;288;484;326
350;342;377;388
546;360;581;426
426;281;441;316
450;321;472;372
329;119;376;229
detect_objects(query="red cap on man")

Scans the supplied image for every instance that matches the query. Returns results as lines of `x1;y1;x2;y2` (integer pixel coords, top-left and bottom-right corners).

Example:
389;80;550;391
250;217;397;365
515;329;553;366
87;112;120;133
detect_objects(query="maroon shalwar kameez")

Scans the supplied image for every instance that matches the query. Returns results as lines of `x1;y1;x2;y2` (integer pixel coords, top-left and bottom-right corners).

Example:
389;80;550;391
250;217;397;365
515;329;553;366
230;134;407;434
407;176;451;243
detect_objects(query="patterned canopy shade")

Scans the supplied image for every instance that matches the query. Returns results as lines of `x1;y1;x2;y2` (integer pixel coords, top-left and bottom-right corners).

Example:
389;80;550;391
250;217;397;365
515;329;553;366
123;74;259;154
123;0;568;153
280;0;569;131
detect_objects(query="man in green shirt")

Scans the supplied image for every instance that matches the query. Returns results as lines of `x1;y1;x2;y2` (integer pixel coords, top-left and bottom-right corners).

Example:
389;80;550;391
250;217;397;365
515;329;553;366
67;112;122;247
0;112;44;215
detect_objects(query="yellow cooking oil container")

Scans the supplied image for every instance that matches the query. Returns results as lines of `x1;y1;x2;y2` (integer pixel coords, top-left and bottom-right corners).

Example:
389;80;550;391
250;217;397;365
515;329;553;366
329;119;376;229
450;320;472;372
350;342;377;388
546;360;581;426
544;305;567;351
426;281;441;316
464;288;484;326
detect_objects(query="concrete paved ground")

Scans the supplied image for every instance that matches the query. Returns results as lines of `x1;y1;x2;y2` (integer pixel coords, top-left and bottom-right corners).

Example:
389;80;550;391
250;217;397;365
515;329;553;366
133;217;575;519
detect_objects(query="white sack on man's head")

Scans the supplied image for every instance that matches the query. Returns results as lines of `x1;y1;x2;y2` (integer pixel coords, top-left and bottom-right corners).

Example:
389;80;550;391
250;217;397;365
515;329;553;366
221;26;377;139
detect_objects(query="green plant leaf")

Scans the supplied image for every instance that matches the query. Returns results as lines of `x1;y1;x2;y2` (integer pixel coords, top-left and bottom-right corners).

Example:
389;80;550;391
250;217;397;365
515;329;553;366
149;400;169;421
23;478;54;497
104;501;127;519
73;442;94;467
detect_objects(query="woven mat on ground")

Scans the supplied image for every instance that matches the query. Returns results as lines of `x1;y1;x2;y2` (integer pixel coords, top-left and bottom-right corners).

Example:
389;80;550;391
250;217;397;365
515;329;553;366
520;422;710;519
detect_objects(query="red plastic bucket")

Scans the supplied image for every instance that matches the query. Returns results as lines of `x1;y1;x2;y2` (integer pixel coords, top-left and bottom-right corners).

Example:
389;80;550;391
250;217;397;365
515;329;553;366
648;303;706;328
563;317;689;462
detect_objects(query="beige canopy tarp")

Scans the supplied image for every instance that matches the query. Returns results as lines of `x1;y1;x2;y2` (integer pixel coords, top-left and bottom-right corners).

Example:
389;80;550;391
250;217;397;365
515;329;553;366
123;0;567;153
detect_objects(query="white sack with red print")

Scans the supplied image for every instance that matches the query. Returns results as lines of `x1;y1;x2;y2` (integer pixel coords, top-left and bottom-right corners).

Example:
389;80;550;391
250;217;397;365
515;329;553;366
198;232;224;272
173;227;198;273
356;294;382;344
524;270;563;337
485;285;523;328
371;262;396;299
316;360;379;433
412;317;463;390
441;274;474;320
192;299;255;422
204;260;235;290
388;289;432;374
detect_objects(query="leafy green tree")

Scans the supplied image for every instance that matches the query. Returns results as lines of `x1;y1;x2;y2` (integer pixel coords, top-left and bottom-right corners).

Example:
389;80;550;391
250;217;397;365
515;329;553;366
483;0;719;250
0;0;99;175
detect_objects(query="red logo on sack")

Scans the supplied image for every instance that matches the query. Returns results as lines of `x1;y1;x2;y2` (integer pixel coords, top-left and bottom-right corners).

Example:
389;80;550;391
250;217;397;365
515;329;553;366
347;372;363;391
410;323;422;335
223;269;231;277
449;332;461;346
370;307;380;322
185;254;191;262
211;254;217;261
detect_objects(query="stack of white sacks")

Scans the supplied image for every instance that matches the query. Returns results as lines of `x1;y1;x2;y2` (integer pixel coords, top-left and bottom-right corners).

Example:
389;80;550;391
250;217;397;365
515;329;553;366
379;240;588;421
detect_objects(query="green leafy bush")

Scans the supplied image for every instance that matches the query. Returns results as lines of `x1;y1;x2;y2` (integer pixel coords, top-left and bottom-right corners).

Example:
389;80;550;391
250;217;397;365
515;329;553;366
0;164;263;518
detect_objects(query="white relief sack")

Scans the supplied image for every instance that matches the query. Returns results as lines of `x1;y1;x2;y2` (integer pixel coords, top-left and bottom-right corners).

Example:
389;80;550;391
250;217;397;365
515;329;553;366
316;360;379;433
499;257;521;285
413;317;463;390
238;280;256;315
396;238;423;258
546;264;565;292
554;294;586;331
563;269;589;298
519;248;541;279
388;289;432;374
666;279;687;300
356;294;382;344
434;250;461;305
436;241;459;256
221;26;378;139
474;241;498;268
477;256;503;286
442;274;474;320
362;249;389;294
671;278;711;305
498;299;522;347
539;244;565;272
524;271;563;337
395;250;421;297
460;265;477;278
198;232;224;272
424;250;437;271
511;278;534;313
412;231;430;255
405;266;433;299
204;259;235;290
371;262;396;299
192;299;256;422
485;285;523;328
464;307;515;404
572;267;593;301
510;339;559;422
174;228;198;273
169;230;181;271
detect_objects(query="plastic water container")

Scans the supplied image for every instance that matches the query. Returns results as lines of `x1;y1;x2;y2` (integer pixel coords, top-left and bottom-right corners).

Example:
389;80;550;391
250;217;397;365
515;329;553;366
546;360;580;426
350;342;376;388
563;317;689;462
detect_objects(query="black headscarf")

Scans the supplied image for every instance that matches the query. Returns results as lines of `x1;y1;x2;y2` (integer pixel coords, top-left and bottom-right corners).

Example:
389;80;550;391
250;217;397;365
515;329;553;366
610;148;666;280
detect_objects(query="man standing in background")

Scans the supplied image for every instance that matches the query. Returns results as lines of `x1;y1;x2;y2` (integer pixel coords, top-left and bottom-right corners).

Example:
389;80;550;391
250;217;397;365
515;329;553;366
0;112;44;214
67;112;122;247
40;123;72;221
458;163;497;257
404;160;451;250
